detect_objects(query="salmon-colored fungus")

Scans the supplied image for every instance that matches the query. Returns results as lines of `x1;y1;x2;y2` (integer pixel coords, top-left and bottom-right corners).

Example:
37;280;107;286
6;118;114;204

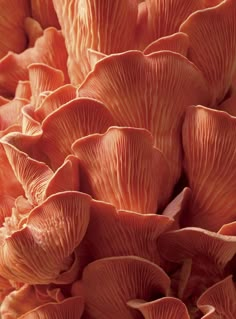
0;0;236;318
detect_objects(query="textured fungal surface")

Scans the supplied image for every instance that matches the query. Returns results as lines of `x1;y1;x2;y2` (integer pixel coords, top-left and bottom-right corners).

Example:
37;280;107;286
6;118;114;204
0;0;236;318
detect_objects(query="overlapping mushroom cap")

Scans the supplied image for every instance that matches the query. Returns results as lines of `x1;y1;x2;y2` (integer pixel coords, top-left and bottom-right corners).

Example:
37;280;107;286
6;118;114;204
0;0;236;318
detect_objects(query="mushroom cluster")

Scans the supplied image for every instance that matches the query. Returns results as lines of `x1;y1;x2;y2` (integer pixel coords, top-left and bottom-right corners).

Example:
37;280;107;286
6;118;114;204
0;0;236;318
